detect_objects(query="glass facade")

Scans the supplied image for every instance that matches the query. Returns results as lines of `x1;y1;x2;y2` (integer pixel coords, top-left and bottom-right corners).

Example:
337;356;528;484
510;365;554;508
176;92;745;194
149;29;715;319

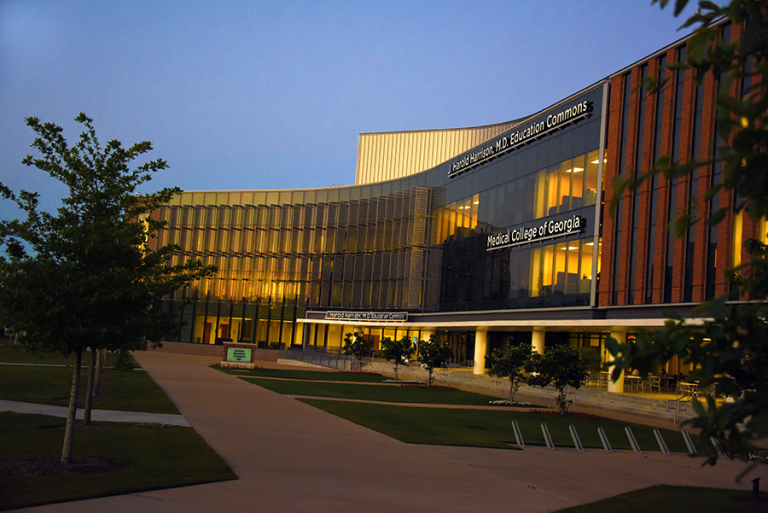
154;87;605;347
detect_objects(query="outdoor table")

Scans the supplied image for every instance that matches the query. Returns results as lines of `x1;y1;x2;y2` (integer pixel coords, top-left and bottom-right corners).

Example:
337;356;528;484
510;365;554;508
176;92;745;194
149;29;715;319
677;382;698;397
624;375;642;392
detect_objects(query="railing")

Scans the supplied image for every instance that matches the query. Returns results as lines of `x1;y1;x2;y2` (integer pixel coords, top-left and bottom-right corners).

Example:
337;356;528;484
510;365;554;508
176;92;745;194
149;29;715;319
300;349;358;371
447;359;475;368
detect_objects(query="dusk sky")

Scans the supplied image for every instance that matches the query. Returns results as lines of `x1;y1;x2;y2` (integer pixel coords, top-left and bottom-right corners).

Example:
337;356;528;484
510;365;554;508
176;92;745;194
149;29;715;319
0;0;704;219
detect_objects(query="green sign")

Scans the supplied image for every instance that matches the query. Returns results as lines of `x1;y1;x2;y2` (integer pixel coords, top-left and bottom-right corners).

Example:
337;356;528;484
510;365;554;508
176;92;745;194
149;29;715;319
226;347;252;363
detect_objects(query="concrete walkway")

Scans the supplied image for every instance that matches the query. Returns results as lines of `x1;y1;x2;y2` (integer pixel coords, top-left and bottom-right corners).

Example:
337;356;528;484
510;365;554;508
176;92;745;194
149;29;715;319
0;400;190;427
11;351;767;513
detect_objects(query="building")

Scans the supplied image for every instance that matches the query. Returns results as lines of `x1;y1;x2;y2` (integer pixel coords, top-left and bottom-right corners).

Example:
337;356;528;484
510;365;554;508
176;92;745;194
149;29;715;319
150;17;756;392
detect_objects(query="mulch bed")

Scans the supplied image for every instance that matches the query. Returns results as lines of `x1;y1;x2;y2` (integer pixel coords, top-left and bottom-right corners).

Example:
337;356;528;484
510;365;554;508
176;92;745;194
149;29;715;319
0;456;129;476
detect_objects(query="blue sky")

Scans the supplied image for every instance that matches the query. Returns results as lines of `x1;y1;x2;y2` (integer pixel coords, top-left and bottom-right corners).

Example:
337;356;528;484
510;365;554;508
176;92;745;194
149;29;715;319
0;0;703;218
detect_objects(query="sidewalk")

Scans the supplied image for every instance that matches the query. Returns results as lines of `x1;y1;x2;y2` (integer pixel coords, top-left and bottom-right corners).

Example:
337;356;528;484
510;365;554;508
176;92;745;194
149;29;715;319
0;399;190;427
11;351;766;513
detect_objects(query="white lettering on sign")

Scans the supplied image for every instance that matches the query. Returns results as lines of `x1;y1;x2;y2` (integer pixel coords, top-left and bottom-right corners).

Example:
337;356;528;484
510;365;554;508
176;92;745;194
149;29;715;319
486;215;585;251
449;101;591;178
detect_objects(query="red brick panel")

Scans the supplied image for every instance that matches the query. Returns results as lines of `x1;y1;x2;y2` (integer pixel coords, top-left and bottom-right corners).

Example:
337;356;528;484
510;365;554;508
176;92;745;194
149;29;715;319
635;60;659;304
693;69;718;302
670;66;697;303
615;68;644;306
714;20;744;298
652;49;680;304
599;74;626;307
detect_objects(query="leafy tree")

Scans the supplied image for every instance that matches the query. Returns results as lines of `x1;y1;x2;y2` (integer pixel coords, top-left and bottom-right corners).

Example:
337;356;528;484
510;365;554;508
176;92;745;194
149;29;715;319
486;343;533;400
418;334;453;386
605;0;768;470
342;331;373;371
381;335;415;379
0;114;214;464
526;345;589;414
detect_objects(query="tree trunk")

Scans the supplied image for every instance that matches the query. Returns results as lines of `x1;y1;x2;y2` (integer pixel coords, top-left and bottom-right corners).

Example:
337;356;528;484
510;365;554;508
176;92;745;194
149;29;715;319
93;348;105;396
83;347;97;426
61;350;82;464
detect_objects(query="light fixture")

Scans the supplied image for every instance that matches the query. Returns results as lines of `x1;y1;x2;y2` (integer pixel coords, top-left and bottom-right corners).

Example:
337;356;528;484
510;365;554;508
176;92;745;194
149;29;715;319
572;167;583;173
473;200;479;204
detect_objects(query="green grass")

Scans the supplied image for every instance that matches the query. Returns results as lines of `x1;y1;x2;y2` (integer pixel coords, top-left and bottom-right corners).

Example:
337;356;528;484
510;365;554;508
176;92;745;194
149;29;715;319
214;366;390;382
0;364;180;414
300;399;691;452
245;378;497;405
0;342;123;367
0;412;237;511
554;484;768;513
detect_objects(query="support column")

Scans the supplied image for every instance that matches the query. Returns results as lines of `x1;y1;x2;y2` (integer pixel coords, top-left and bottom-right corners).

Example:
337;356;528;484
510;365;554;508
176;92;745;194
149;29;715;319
532;327;546;355
607;329;626;394
473;328;488;375
301;323;310;350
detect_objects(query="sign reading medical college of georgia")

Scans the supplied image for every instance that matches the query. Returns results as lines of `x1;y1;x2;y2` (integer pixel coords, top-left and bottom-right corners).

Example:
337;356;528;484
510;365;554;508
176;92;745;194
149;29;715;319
226;347;252;363
325;311;408;321
487;215;585;251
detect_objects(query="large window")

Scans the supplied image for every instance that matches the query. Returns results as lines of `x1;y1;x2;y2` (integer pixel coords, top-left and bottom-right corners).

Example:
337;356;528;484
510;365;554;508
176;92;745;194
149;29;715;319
436;150;600;244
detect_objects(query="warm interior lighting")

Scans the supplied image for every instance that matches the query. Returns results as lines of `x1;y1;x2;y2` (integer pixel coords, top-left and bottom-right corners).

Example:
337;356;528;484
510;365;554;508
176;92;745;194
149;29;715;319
591;159;608;164
473;200;479;204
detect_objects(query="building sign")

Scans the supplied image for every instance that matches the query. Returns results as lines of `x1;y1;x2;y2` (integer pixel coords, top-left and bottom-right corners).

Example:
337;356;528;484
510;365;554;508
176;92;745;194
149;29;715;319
449;100;593;179
226;347;252;363
325;311;408;321
487;215;586;251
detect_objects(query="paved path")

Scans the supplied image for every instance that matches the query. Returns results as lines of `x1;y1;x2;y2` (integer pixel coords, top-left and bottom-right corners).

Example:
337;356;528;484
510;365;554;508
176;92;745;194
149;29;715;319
11;351;767;513
0;400;190;426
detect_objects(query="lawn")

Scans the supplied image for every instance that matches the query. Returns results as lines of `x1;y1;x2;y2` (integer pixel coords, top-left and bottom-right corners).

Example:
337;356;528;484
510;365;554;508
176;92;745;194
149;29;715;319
0;364;180;414
0;342;122;367
214;366;390;382
0;412;237;511
245;377;497;405
554;484;768;513
300;399;692;452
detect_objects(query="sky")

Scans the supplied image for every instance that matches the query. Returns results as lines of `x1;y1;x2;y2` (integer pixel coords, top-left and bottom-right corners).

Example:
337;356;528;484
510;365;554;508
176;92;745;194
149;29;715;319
0;0;705;219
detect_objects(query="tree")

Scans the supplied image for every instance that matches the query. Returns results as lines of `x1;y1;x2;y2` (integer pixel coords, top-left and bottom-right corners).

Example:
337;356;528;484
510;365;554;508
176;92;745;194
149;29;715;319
418;334;453;386
381;336;415;379
526;345;589;414
342;331;373;371
0;114;215;464
606;0;768;470
486;343;533;400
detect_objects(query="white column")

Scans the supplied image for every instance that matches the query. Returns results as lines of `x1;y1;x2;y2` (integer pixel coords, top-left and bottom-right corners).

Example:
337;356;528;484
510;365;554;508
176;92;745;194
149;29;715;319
301;323;310;350
532;327;546;355
473;328;488;375
607;329;626;394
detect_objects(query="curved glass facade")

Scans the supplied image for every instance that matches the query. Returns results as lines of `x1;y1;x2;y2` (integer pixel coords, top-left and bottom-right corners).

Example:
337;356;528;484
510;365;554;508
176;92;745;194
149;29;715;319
153;86;605;347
